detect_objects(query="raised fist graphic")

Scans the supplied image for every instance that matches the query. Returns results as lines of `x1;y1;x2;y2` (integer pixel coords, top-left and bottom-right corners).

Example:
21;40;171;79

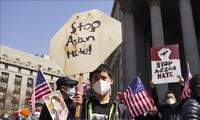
158;48;171;61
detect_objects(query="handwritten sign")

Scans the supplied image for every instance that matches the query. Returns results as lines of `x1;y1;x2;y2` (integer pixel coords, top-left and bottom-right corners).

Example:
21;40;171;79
151;44;182;84
49;9;122;75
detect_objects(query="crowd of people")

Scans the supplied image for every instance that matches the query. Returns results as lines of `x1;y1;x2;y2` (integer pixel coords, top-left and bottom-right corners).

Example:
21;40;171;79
1;64;200;120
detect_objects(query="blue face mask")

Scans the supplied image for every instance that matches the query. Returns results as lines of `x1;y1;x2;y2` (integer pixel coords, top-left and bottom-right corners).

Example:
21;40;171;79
67;87;76;100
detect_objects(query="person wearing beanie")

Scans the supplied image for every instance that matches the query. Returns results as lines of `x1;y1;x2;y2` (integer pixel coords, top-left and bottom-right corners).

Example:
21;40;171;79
39;76;82;120
16;108;31;120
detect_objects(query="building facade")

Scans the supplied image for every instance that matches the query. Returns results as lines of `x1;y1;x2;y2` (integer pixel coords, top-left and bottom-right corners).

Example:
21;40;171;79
0;45;65;113
106;0;200;100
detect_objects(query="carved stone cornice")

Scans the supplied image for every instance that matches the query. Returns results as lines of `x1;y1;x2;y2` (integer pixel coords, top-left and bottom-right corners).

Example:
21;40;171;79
119;0;136;12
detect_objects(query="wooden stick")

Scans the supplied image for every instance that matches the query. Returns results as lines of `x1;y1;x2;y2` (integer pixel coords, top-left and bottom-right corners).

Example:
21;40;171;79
75;73;83;118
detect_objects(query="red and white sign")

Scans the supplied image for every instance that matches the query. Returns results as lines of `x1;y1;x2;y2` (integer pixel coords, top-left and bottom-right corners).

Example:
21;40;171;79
151;44;182;84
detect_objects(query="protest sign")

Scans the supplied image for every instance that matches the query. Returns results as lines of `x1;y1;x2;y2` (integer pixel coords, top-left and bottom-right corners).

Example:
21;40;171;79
49;9;122;118
43;91;68;120
151;44;182;84
49;9;122;76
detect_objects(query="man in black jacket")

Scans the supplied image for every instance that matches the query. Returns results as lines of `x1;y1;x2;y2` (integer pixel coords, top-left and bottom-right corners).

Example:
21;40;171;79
181;74;200;120
39;76;82;120
150;79;185;120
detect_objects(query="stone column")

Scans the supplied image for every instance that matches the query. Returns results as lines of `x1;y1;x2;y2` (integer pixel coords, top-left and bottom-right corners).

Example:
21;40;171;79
149;0;168;99
119;0;137;89
179;0;200;74
150;0;164;45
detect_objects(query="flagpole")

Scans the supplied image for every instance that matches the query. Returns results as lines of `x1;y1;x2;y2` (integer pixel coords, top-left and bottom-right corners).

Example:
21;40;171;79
75;73;83;118
39;68;53;92
187;62;190;70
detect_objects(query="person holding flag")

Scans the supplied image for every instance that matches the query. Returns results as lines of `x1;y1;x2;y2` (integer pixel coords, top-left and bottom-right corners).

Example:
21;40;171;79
39;76;82;120
150;77;185;120
81;64;130;120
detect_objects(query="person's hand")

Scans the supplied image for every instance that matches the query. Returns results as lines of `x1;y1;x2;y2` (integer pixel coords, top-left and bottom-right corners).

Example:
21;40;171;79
158;48;171;61
150;80;155;89
73;91;82;107
179;76;184;86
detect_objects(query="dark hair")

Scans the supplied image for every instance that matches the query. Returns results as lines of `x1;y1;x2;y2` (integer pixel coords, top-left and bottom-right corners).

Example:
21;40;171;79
165;91;176;98
51;96;61;104
190;74;200;92
89;64;113;83
35;103;43;107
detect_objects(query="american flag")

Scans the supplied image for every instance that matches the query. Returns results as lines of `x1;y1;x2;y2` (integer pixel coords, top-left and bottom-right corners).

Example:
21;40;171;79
181;63;192;99
35;69;52;100
27;88;35;114
122;76;155;118
28;69;52;113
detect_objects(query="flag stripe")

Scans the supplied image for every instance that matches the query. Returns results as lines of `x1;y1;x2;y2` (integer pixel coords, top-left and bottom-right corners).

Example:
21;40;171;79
139;92;149;111
35;90;51;100
135;93;145;113
123;90;138;118
125;89;139;117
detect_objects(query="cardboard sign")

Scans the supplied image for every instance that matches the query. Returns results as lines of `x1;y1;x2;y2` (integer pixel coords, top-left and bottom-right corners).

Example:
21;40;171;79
49;9;122;75
151;44;182;84
43;91;68;120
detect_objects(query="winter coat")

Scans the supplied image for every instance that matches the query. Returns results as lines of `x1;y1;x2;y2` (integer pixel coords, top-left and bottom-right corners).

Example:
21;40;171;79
151;87;182;120
181;93;200;120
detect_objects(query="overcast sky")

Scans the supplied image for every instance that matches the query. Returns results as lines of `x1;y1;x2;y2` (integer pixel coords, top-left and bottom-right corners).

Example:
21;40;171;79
1;0;114;55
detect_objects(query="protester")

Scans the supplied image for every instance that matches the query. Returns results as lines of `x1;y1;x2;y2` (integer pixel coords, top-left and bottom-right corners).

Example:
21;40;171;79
150;78;185;120
16;108;31;120
31;103;42;120
39;76;82;120
2;112;9;120
81;64;130;119
181;74;200;120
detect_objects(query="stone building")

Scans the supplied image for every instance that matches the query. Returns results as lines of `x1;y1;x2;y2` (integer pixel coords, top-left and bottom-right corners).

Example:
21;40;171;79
106;0;200;100
0;45;64;113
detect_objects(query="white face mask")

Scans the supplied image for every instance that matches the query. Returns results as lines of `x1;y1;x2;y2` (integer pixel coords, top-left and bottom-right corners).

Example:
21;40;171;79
166;98;176;105
52;99;61;112
67;87;76;100
33;111;40;118
93;79;111;96
3;114;9;119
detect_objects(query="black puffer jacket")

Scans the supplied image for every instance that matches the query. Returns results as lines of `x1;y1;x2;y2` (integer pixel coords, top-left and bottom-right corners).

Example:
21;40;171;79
181;93;200;120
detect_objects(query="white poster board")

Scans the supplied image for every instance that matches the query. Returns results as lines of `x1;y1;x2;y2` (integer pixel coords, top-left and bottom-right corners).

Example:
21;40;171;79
49;9;122;76
151;44;182;84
